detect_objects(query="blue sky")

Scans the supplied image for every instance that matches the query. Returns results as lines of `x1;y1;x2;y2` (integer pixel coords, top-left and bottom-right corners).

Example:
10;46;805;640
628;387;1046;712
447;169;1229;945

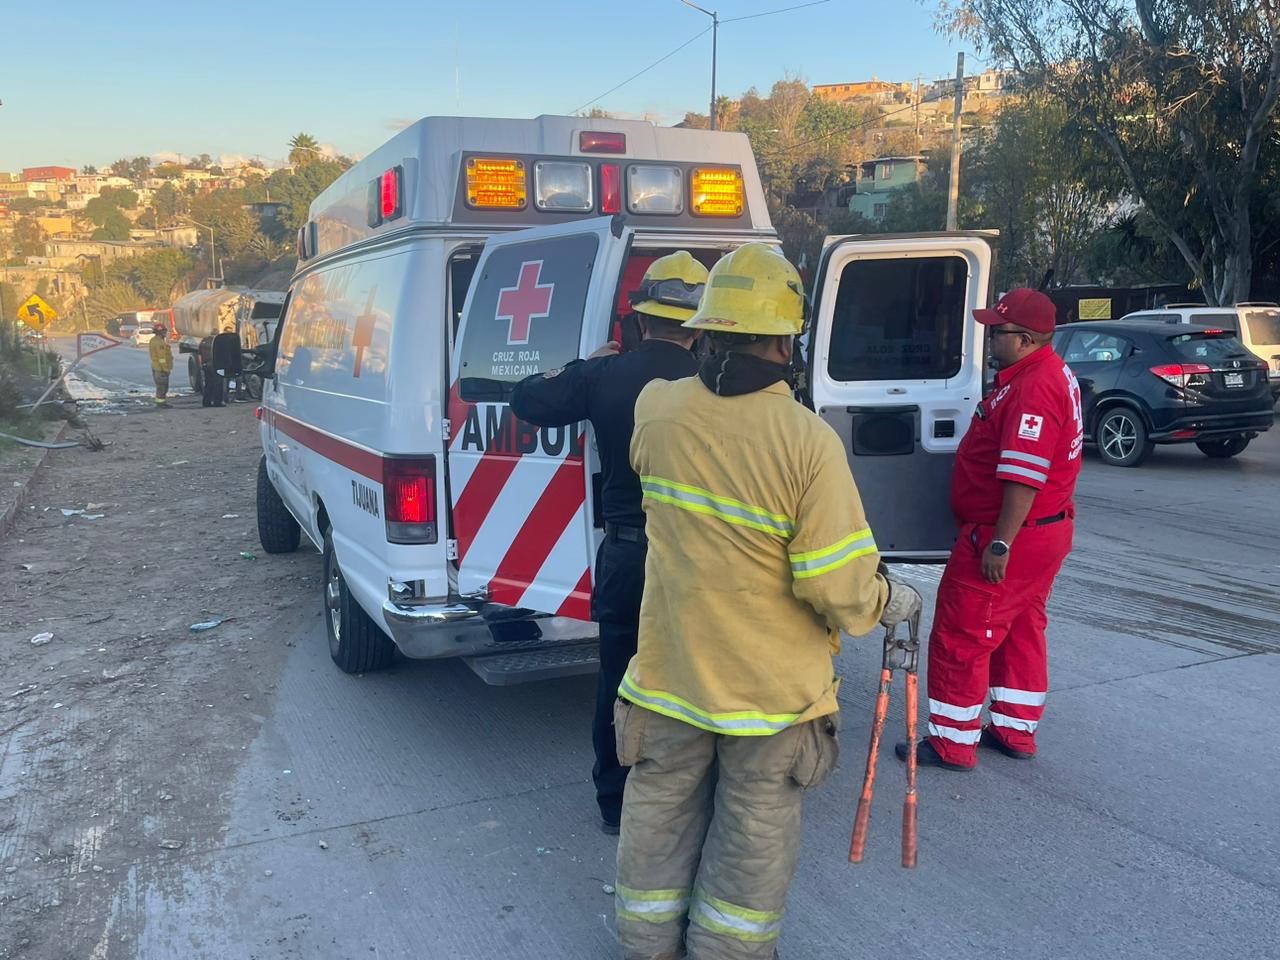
0;0;975;172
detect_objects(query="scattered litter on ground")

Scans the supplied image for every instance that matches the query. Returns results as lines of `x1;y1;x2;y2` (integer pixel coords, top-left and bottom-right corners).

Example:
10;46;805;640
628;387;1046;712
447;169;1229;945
51;703;64;709
30;632;54;646
91;865;103;873
318;841;328;850
222;513;240;519
602;884;616;895
19;563;32;571
86;502;110;511
11;686;37;697
169;460;189;466
157;840;184;850
0;431;81;450
158;793;174;802
189;619;223;632
60;509;84;517
282;769;292;775
263;869;273;878
81;513;106;521
239;551;256;560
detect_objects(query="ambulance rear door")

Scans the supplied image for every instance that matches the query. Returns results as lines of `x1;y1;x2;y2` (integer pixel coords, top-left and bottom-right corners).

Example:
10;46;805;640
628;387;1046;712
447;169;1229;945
808;232;995;560
447;216;634;617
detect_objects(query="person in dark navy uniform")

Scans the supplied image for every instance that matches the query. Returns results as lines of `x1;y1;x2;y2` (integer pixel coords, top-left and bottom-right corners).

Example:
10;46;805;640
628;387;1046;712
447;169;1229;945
511;251;708;834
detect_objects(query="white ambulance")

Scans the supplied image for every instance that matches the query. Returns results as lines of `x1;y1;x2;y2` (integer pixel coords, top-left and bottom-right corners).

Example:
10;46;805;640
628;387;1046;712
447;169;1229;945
255;114;993;684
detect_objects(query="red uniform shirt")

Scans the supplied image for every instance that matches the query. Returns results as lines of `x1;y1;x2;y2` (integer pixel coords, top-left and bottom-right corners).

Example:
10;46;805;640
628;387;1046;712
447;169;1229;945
951;345;1083;524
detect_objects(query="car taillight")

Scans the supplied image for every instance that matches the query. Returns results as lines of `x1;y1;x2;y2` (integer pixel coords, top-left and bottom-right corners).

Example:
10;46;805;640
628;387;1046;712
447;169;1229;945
383;456;437;544
600;163;621;214
1150;362;1212;388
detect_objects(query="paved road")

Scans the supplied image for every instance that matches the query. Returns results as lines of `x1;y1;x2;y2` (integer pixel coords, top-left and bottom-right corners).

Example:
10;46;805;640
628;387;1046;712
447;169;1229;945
104;425;1280;957
49;335;191;401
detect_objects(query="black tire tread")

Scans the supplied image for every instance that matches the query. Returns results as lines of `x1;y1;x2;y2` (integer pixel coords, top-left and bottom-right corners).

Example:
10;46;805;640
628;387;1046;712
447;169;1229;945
256;457;301;554
324;532;397;674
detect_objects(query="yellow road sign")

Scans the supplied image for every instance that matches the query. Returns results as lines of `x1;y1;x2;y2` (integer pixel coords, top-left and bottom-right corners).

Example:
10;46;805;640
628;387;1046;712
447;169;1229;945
17;294;58;332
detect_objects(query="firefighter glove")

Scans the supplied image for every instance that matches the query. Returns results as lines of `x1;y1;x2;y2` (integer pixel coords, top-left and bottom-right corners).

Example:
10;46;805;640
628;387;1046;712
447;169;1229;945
879;578;922;628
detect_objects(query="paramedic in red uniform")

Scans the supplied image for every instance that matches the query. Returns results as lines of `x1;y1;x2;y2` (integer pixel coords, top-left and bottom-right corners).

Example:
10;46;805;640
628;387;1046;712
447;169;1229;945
898;287;1083;771
511;252;707;833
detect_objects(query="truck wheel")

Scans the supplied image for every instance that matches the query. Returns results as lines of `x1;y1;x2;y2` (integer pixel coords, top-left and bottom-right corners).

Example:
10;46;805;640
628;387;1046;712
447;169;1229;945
256;457;301;553
1196;436;1250;458
323;531;397;674
243;373;263;401
188;355;204;395
1096;406;1152;467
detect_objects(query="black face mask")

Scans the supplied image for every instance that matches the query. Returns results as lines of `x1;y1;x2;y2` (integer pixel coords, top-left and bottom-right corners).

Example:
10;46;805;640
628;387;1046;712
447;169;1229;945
698;349;794;397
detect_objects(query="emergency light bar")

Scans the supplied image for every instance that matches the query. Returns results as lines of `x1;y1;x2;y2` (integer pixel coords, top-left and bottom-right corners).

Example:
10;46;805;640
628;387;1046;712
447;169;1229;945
691;167;745;217
627;164;684;215
466;157;528;209
534;161;593;212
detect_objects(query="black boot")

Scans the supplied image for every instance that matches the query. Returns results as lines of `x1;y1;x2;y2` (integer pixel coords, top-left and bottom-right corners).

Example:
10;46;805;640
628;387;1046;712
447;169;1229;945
895;737;974;771
979;726;1035;760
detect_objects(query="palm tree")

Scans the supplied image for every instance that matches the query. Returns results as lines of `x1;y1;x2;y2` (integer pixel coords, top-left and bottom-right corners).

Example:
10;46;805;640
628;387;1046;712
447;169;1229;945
288;133;321;167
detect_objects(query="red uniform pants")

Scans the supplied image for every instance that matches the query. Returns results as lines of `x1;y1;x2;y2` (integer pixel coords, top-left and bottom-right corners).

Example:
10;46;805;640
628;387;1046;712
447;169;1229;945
926;519;1073;767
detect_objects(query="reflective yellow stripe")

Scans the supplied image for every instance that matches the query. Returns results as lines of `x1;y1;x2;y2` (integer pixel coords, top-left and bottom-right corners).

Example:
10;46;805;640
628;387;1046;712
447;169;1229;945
689;889;784;942
640;475;794;538
619;673;798;736
615;884;691;924
789;528;877;579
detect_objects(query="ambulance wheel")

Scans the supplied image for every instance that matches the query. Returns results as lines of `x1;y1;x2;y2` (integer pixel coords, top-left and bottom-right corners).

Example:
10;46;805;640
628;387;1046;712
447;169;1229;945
188;355;203;395
322;531;397;674
1096;406;1151;467
256;457;301;554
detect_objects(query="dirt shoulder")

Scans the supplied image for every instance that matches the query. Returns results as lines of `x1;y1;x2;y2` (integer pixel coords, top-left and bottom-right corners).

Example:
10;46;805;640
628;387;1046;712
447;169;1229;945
0;395;317;959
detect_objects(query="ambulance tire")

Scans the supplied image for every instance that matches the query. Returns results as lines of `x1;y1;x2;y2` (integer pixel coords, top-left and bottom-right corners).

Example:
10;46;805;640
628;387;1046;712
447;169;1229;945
188;355;203;396
1095;405;1151;467
256;457;301;554
323;531;397;674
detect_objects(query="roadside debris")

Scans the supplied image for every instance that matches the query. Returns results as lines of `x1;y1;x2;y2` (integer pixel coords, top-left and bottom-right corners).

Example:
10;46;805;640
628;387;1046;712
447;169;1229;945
60;508;83;517
157;840;184;850
318;841;329;850
222;513;240;519
30;632;54;646
189;619;223;633
239;551;256;560
602;884;616;895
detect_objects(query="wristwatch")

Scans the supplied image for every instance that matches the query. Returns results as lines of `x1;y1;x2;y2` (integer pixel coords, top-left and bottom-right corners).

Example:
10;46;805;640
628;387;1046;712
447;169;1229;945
989;539;1011;556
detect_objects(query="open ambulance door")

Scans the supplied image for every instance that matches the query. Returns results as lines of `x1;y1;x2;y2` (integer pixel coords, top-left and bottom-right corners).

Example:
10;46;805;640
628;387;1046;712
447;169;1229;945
808;232;995;560
447;216;634;618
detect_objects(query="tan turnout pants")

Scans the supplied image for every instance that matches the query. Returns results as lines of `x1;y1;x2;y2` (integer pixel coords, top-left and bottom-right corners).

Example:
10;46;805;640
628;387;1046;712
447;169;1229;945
613;700;839;960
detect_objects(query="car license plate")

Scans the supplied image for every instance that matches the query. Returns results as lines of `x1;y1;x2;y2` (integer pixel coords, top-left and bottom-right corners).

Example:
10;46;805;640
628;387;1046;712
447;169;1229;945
1224;372;1244;388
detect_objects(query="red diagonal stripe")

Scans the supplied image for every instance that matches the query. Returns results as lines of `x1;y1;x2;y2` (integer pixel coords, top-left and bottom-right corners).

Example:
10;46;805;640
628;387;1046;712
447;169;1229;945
452;451;522;562
556;568;593;621
487;437;587;607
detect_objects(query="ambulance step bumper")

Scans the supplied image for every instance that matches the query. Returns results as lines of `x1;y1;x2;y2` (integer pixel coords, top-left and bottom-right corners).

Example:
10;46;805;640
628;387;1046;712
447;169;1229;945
463;641;600;686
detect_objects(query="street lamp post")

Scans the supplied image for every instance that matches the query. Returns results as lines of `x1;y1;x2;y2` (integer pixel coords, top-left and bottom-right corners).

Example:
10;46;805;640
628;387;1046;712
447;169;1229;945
184;217;220;287
681;0;719;131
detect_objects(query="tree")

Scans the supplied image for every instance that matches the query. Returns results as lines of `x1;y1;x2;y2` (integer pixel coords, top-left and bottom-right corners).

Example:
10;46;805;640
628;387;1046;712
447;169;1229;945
288;133;321;167
101;186;138;209
153;163;184;180
91;208;132;241
193;153;213;169
81;164;98;175
942;0;1280;304
269;159;348;236
109;158;132;178
85;280;143;326
153;183;181;225
107;248;196;303
13;217;46;257
84;191;137;226
129;157;151;181
6;197;43;215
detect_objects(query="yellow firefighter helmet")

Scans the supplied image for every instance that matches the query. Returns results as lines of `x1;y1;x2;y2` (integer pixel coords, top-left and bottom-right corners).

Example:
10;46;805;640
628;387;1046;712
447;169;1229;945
683;242;805;336
628;251;710;322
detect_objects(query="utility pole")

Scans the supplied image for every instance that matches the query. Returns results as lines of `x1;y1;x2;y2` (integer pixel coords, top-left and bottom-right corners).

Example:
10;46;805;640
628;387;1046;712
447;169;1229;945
913;75;923;183
946;53;965;231
682;0;719;130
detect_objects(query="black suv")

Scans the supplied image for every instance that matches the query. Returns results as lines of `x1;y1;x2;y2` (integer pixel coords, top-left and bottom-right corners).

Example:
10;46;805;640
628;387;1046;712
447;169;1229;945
1053;320;1275;467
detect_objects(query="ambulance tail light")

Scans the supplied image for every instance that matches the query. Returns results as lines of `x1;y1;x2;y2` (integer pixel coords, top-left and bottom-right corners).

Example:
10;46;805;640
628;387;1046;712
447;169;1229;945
466;157;527;209
383;456;438;544
600;163;622;214
1150;362;1212;388
579;131;626;154
691;167;745;217
367;165;404;227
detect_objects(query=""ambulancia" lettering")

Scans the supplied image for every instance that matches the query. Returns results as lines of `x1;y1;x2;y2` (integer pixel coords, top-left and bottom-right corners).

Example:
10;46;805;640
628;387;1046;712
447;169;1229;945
458;404;584;457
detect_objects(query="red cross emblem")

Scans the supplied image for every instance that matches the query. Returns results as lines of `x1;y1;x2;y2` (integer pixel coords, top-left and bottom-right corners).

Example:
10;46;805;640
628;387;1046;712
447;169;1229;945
496;260;554;346
1023;415;1041;431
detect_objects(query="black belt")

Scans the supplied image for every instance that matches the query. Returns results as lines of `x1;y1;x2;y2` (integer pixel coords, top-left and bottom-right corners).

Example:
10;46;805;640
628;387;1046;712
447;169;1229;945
1025;511;1068;527
606;523;647;544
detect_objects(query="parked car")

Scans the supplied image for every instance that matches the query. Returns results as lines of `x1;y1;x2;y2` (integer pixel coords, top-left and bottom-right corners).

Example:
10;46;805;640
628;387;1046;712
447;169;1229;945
131;327;155;346
1120;302;1280;400
1052;320;1274;466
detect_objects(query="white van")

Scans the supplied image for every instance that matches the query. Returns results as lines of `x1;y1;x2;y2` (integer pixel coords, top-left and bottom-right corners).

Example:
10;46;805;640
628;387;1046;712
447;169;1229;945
1122;303;1280;398
255;115;991;684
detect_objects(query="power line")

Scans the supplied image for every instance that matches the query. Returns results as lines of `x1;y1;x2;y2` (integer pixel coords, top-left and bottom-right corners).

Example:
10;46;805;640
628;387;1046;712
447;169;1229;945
723;0;830;23
571;26;712;115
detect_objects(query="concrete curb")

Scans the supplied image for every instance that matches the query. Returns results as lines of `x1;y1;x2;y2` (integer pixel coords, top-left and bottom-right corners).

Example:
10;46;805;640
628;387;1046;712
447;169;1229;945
0;420;74;542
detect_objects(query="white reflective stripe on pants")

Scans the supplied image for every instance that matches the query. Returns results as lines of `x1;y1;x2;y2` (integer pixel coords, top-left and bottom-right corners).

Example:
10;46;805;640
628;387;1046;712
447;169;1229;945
928;698;983;722
989;711;1038;733
928;722;982;745
990;686;1047;707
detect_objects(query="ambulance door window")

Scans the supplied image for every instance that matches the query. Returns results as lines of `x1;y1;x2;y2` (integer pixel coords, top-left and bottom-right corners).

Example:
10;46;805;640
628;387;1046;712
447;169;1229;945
456;232;598;402
448;248;481;341
827;256;967;381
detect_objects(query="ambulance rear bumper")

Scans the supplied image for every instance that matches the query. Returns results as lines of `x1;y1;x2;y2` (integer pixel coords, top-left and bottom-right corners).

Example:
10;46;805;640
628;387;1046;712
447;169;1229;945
380;600;598;659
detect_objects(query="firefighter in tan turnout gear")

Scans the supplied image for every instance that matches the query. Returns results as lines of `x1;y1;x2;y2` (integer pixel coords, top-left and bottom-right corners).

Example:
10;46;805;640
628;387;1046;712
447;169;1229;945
613;243;923;959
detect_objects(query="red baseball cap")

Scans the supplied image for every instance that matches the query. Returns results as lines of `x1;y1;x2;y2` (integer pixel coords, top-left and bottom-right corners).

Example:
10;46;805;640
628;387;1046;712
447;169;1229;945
974;288;1057;334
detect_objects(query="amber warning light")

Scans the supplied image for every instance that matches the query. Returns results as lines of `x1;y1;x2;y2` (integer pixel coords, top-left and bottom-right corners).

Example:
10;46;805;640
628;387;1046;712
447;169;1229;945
466;157;528;209
691;167;745;217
